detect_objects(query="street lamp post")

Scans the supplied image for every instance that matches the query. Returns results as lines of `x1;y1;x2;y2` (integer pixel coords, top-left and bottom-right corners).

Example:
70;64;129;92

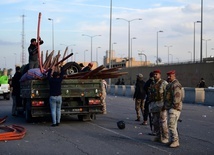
84;50;88;64
169;54;173;63
203;39;211;58
82;34;101;62
188;51;192;62
200;0;203;63
74;52;78;61
48;18;54;51
96;47;101;66
193;21;201;62
157;30;163;65
111;42;117;68
176;57;179;63
116;18;142;67
164;45;172;64
138;51;147;66
14;53;17;66
3;57;6;68
131;37;136;67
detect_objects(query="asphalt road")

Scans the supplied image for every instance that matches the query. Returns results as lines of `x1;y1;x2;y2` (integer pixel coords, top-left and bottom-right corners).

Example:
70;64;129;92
0;95;214;155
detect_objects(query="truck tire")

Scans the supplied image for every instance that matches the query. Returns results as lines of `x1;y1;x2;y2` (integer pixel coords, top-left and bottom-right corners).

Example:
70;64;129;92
77;114;92;121
63;62;81;75
25;100;32;123
5;94;10;100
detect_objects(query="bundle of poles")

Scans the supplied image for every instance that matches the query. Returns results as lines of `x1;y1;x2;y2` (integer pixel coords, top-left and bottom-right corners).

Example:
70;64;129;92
40;47;128;79
37;12;127;79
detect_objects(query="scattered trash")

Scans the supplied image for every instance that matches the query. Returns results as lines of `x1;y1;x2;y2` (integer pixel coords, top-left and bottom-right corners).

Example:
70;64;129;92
202;115;206;118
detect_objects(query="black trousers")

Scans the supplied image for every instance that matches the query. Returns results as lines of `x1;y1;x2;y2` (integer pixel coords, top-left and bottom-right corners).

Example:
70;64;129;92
143;100;149;121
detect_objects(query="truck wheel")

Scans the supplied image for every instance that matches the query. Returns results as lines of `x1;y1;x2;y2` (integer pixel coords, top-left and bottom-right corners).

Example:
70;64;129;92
77;115;84;121
25;108;32;123
63;62;81;75
90;114;96;120
6;94;10;100
25;101;32;123
77;114;91;121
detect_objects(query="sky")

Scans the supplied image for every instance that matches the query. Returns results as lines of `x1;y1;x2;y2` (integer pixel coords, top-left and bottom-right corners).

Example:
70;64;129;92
1;0;214;70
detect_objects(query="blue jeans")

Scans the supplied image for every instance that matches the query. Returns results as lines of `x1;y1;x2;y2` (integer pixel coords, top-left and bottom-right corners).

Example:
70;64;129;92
49;96;62;124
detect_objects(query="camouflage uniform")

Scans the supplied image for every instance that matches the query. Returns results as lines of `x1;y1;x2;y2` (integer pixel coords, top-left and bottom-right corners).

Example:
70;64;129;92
164;79;182;146
149;79;168;140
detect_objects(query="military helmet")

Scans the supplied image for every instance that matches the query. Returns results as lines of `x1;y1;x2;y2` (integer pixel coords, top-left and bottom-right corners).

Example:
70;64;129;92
117;121;125;129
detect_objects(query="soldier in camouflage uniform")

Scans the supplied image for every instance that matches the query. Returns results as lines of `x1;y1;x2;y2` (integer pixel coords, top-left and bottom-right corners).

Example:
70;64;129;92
163;70;183;148
149;70;168;143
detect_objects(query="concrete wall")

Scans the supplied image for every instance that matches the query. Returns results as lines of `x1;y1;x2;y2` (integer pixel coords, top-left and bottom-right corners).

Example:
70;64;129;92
112;62;214;87
107;85;214;106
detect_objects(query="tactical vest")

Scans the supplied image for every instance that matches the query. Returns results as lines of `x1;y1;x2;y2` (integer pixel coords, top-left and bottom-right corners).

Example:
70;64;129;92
149;79;164;102
164;79;183;110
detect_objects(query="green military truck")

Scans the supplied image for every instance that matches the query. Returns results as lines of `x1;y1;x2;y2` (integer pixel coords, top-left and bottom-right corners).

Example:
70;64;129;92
20;78;104;122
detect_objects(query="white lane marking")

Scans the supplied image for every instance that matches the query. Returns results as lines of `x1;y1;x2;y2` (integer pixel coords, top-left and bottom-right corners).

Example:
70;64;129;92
88;122;172;155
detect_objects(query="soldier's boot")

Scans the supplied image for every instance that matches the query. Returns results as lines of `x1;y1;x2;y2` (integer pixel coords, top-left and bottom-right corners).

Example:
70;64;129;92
169;140;180;148
135;117;140;121
153;136;161;142
161;138;169;144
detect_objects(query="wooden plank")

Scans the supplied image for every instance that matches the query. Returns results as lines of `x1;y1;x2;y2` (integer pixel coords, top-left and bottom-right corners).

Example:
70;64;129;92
80;65;105;79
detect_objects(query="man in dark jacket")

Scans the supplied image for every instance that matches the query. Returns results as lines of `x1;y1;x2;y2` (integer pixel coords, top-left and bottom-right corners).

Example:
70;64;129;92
11;66;22;116
133;73;146;121
142;72;154;125
28;38;44;69
48;66;64;127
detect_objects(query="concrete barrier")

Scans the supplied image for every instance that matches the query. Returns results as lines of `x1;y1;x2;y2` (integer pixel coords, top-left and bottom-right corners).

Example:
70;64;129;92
117;85;126;96
125;85;135;97
107;85;213;106
204;88;214;106
195;88;205;103
183;87;195;103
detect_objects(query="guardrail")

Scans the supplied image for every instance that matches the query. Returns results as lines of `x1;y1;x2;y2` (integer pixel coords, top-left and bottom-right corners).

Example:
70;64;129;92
107;85;214;106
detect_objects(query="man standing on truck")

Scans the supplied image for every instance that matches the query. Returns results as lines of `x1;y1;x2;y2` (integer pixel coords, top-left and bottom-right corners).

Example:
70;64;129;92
11;66;22;116
28;37;44;69
48;66;64;127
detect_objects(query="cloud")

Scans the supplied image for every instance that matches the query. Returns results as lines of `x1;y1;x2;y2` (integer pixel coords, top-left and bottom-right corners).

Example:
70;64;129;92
0;0;24;5
0;39;20;46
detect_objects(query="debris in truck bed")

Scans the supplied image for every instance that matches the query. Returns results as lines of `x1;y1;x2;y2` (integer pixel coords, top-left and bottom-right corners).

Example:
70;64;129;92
66;65;128;79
